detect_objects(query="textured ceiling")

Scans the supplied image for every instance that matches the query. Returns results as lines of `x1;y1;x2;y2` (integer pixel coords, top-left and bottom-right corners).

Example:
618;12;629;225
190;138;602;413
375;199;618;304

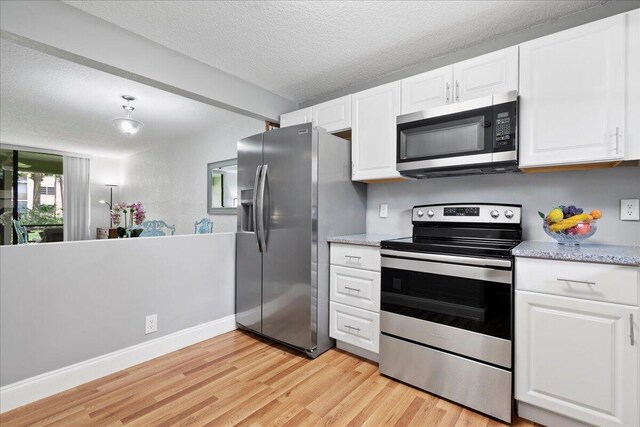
64;0;605;103
0;39;241;158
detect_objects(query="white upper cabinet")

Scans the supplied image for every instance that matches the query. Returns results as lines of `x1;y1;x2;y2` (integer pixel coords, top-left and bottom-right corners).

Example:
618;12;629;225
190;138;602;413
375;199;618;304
626;9;640;160
401;47;517;115
401;66;453;114
312;95;352;133
352;82;402;181
280;107;312;128
453;46;519;102
519;15;626;168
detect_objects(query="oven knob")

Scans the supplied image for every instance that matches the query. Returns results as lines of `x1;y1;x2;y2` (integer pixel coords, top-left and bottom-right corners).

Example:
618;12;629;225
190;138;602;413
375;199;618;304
504;209;515;219
490;209;500;219
416;209;424;218
427;209;435;218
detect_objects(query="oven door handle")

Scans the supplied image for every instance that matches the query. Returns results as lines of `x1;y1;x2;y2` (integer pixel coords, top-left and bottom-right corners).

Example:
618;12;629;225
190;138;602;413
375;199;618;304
380;249;512;268
381;256;512;284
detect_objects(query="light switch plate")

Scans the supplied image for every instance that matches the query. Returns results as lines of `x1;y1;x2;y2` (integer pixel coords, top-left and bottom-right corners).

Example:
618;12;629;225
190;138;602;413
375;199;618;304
379;204;388;218
620;199;639;221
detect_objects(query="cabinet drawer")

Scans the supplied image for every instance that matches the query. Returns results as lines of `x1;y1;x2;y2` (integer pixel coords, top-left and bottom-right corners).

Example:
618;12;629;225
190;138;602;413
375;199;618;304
330;265;380;312
330;302;379;353
330;243;380;272
516;258;639;306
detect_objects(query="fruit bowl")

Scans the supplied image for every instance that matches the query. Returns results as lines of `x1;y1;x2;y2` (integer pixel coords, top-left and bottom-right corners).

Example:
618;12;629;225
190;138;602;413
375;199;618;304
543;220;597;245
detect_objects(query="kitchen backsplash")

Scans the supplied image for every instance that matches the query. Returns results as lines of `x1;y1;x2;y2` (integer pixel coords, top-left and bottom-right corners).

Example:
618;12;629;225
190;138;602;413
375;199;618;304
366;167;640;246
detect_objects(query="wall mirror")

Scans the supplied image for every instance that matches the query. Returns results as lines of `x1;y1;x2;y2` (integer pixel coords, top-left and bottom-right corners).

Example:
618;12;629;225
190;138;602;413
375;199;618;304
207;159;237;215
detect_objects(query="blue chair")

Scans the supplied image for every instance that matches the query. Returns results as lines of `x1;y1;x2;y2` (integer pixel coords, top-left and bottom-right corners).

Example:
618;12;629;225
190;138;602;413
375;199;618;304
194;218;213;234
13;219;28;244
139;220;176;237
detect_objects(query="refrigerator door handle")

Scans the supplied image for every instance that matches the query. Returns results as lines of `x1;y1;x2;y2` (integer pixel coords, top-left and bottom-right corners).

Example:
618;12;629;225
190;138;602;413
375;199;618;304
258;164;269;251
253;165;263;252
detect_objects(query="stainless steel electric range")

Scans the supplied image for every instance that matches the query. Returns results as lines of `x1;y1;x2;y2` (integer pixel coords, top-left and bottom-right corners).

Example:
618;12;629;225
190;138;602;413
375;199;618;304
379;203;522;423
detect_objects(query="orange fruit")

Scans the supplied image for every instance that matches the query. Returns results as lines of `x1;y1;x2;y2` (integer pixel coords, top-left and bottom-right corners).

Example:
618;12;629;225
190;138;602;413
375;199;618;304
590;209;602;220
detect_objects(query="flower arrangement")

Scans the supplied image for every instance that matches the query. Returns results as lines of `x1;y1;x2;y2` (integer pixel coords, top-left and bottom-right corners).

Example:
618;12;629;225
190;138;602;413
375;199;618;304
111;202;146;237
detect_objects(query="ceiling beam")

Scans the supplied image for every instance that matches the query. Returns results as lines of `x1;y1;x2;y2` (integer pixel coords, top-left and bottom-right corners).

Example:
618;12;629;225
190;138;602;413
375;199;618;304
0;1;296;123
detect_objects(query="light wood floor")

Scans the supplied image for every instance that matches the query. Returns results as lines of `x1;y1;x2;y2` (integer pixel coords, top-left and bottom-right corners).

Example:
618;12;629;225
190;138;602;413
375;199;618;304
1;330;541;426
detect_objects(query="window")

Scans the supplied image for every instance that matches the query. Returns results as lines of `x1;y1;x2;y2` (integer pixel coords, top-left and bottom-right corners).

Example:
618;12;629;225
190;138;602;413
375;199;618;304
40;186;55;195
0;149;64;245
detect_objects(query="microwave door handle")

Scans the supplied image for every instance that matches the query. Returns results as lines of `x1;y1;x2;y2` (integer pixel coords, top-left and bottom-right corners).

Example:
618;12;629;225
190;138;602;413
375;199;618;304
252;165;263;252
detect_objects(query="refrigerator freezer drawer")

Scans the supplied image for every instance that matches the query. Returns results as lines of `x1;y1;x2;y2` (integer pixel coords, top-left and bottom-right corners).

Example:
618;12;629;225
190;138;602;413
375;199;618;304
330;265;380;312
330;301;379;353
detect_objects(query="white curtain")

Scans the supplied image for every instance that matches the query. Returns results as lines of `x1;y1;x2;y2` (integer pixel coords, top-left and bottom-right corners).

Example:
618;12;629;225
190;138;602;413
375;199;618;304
63;156;91;241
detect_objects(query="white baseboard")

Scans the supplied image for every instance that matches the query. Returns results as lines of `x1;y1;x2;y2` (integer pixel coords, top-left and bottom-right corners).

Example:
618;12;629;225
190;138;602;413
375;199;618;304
0;315;236;413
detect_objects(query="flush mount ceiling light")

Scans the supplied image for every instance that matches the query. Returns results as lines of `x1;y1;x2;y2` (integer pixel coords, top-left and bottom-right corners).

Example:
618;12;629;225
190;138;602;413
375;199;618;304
112;95;144;136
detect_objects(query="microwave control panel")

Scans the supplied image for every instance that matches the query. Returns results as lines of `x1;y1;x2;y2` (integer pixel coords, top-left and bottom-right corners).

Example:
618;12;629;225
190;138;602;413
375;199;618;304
493;102;517;151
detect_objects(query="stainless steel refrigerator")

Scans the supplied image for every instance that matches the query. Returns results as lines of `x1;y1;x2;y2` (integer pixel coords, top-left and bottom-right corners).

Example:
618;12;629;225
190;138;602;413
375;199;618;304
236;123;366;357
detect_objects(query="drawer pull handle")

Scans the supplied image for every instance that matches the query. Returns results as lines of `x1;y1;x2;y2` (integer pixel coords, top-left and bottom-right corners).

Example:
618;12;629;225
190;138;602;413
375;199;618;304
631;314;635;346
344;286;361;293
345;255;361;260
557;278;596;286
344;325;361;333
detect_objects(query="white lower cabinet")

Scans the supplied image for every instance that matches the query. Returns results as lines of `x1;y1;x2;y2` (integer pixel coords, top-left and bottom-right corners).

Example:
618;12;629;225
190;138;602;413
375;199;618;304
329;243;381;358
330;265;380;312
329;301;380;353
515;258;639;427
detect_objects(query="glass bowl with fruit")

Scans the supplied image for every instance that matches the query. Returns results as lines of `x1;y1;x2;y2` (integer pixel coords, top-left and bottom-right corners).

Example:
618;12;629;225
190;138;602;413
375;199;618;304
539;205;602;245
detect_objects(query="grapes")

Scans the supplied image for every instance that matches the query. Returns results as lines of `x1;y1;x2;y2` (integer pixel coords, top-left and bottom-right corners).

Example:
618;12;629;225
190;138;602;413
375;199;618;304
559;204;585;218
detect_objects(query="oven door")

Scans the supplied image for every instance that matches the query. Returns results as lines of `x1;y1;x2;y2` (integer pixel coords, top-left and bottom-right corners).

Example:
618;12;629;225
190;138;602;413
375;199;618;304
380;250;512;368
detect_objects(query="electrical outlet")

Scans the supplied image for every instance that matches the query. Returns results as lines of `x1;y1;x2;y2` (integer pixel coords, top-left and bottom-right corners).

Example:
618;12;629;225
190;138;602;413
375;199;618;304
620;199;640;221
145;314;158;334
379;203;388;218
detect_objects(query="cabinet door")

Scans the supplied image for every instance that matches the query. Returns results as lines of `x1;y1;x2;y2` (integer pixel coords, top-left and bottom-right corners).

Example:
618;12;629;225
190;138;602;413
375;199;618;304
626;9;640;160
519;15;626;167
280;107;312;128
312;95;351;133
352;81;402;181
401;66;453;114
453;46;518;102
515;291;639;427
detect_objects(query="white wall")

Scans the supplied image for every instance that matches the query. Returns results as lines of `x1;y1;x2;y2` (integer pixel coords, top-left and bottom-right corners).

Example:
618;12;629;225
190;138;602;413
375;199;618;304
367;167;640;246
119;116;264;235
0;233;235;388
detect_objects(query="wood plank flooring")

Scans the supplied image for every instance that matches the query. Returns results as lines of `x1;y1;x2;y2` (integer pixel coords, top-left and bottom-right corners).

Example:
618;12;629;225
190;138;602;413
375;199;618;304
0;330;541;426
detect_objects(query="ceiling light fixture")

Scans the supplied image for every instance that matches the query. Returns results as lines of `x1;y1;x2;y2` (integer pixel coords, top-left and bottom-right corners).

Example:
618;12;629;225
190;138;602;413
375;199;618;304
112;95;144;136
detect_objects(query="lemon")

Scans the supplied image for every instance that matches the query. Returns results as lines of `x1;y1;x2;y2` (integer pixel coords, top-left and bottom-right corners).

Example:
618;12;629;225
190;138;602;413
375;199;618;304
548;208;564;223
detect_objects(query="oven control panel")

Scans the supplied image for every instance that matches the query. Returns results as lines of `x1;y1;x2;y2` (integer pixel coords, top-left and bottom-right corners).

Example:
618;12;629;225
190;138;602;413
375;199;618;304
413;204;521;224
444;207;480;217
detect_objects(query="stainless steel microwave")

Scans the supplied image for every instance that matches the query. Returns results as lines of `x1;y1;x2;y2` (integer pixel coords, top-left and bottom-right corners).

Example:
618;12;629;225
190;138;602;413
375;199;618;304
396;91;518;178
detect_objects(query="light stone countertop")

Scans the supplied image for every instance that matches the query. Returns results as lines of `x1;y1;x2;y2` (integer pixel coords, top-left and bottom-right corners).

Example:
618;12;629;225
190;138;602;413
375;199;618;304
512;241;640;266
327;234;406;247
